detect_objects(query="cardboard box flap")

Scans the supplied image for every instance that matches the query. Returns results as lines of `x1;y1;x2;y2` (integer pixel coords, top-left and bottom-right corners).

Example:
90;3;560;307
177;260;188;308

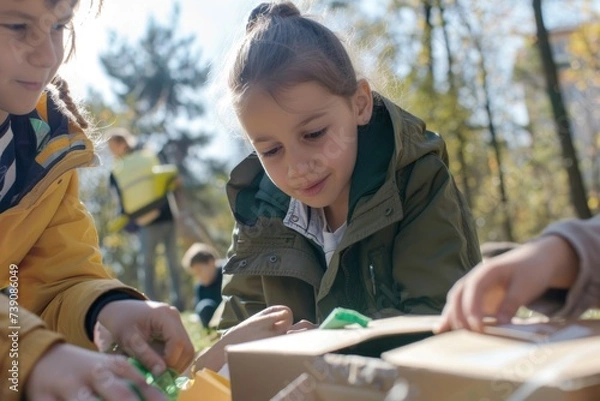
382;320;600;386
482;320;600;343
226;315;439;356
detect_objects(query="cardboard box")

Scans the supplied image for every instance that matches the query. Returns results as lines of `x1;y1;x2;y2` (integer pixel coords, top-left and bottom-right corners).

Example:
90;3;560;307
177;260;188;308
225;315;438;401
270;353;406;401
382;320;600;401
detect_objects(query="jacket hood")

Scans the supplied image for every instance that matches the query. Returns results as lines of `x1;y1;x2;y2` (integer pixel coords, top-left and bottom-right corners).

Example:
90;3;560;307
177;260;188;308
379;94;448;169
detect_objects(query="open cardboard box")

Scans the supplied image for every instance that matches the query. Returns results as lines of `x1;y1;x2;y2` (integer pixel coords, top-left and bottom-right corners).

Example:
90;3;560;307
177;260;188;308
382;319;600;401
225;315;438;401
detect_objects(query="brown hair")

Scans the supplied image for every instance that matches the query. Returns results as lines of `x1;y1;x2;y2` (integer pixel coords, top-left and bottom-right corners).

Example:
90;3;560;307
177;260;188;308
105;127;137;151
182;243;218;270
228;1;358;108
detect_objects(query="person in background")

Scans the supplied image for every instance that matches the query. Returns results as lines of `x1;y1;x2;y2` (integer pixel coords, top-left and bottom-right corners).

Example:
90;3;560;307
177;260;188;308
218;1;480;330
0;1;193;400
182;243;224;328
107;127;185;311
436;216;600;333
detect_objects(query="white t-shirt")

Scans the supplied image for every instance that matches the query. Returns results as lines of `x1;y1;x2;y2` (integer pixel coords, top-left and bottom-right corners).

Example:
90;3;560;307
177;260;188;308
283;198;347;266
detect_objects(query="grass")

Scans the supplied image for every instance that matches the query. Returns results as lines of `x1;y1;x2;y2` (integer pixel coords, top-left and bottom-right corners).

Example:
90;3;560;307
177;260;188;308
180;311;220;352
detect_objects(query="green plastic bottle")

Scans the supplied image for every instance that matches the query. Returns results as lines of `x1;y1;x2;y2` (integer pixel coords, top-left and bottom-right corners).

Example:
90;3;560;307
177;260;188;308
128;358;184;401
319;307;372;329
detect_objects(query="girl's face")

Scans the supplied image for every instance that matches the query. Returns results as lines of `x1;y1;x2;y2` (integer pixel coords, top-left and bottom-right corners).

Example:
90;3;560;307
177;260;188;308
0;0;73;122
237;80;372;228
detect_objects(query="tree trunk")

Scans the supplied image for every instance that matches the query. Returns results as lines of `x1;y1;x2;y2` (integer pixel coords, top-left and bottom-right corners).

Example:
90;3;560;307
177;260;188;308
457;2;514;240
480;56;514;241
423;0;434;81
438;0;473;208
532;0;592;218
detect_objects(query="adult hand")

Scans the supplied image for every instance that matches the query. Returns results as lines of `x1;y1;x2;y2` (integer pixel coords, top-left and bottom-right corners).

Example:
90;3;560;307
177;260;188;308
436;235;579;333
97;300;194;376
26;343;166;401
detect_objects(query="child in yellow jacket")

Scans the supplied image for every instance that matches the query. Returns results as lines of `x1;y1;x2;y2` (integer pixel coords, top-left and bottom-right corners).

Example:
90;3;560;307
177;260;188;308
0;1;194;400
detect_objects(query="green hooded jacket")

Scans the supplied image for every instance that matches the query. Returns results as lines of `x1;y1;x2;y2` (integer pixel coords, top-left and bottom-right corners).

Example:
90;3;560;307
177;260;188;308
219;95;481;329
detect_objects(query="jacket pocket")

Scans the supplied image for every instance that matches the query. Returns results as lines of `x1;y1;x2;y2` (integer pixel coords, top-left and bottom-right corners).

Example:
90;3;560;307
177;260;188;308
367;247;402;311
226;233;323;290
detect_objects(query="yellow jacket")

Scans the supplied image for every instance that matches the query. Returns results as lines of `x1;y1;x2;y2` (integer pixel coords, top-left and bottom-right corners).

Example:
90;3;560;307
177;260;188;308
0;93;143;400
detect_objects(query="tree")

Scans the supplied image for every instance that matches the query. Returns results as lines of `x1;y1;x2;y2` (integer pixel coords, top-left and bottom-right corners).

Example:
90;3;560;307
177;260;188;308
98;4;232;247
99;5;221;184
563;22;600;209
532;0;591;218
100;5;206;130
456;1;514;241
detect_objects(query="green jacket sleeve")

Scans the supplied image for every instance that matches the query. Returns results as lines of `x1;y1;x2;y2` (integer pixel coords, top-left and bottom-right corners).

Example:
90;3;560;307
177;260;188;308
219;273;268;330
218;222;268;329
393;154;481;314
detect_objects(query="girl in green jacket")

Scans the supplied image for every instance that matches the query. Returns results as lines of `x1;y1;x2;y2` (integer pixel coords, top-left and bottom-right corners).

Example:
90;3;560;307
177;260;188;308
219;1;481;330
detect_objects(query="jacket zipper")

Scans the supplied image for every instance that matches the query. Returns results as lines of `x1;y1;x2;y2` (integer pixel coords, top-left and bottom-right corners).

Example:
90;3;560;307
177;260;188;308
369;263;377;297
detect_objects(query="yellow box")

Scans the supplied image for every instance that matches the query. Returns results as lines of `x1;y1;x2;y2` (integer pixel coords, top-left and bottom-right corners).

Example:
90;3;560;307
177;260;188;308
178;369;231;401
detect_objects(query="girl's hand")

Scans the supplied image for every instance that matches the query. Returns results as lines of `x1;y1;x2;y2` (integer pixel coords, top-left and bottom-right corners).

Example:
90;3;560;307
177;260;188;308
286;319;318;334
97;300;194;376
436;235;579;333
186;305;294;374
26;343;166;401
222;305;294;344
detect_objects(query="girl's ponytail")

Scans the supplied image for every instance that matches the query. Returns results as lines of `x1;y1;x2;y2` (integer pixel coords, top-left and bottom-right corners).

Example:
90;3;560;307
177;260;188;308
246;2;301;33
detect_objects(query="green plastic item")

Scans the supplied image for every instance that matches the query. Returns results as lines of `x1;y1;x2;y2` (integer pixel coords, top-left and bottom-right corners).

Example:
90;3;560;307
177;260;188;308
128;357;187;401
319;307;372;329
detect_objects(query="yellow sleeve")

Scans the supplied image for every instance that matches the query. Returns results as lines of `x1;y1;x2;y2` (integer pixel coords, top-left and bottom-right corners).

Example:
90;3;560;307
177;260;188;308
17;171;145;349
0;294;64;401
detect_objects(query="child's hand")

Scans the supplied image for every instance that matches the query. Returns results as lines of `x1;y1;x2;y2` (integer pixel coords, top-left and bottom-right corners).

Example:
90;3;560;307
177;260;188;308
222;305;294;344
97;300;194;376
436;236;579;333
26;343;167;401
186;305;294;374
287;319;318;334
